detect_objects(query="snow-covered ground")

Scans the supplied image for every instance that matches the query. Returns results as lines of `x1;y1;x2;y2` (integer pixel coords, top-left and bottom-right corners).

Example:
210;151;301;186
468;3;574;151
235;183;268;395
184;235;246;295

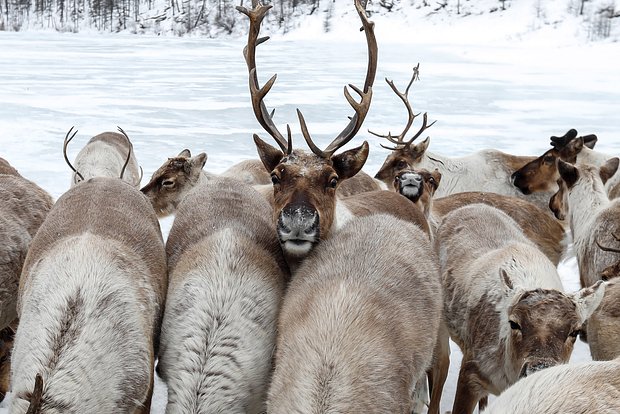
0;8;619;412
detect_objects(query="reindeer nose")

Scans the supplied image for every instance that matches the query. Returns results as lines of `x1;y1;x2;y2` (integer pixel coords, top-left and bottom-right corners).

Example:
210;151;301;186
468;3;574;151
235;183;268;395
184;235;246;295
398;171;423;187
519;359;555;378
278;204;320;242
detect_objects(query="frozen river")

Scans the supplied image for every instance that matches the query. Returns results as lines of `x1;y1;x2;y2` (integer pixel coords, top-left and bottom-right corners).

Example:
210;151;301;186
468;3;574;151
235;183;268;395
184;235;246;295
1;29;619;412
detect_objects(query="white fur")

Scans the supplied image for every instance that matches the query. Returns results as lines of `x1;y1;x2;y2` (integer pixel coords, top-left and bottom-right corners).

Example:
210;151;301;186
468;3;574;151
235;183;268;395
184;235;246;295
486;358;620;413
11;234;157;413
158;229;281;414
73;139;140;187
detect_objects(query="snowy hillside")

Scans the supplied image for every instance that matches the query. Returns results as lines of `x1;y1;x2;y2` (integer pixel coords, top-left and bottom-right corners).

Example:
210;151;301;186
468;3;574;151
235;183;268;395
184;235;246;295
0;0;619;42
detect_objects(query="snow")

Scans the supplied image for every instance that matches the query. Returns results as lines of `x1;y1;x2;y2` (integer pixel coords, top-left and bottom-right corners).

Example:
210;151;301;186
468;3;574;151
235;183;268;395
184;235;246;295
0;4;619;411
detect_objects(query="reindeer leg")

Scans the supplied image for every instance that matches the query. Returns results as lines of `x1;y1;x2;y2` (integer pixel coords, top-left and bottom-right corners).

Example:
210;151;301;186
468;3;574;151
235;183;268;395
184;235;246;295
427;321;450;414
451;359;486;414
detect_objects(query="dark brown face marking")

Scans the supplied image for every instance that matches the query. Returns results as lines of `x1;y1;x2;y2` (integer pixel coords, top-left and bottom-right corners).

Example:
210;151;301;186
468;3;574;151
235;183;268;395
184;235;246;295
392;168;441;212
0;322;17;402
375;139;429;186
140;151;207;217
511;149;560;195
507;289;580;378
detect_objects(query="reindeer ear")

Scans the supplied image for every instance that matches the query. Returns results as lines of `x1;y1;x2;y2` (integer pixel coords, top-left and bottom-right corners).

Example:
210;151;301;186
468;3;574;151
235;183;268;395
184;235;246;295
332;141;369;180
558;160;579;188
254;135;283;173
500;268;514;291
431;169;442;189
178;149;191;158
599;157;619;185
583;134;597;149
571;280;606;323
411;137;430;155
187;153;207;181
560;137;584;163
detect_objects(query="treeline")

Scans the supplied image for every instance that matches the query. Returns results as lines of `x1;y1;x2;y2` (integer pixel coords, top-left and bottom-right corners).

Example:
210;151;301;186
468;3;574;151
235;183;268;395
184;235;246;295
0;0;323;35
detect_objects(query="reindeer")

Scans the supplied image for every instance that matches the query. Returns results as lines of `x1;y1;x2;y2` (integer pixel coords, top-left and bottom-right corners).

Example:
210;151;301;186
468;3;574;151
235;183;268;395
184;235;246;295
549;158;620;288
511;129;620;197
0;158;54;331
267;214;442;413
389;168;565;266
485;356;620;413
64;127;142;187
0;320;17;403
371;69;558;213
140;149;382;218
11;177;167;413
588;279;620;361
437;203;606;414
157;176;289;413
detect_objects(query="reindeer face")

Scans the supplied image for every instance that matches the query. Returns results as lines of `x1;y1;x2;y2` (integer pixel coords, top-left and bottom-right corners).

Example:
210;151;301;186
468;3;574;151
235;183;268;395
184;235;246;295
506;289;581;380
392;168;440;205
256;141;368;260
511;149;560;195
374;138;430;186
140;150;207;217
0;323;16;402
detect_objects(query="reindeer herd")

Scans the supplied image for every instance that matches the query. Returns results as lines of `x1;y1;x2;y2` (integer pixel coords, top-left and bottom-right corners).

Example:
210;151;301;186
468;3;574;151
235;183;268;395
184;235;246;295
0;0;619;413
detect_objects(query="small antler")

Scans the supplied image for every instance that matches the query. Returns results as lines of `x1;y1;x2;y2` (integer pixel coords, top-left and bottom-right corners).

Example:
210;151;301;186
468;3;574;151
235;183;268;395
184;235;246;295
116;126;133;180
63;127;84;182
25;373;43;414
549;129;578;149
369;64;436;151
596;231;620;253
237;0;291;154
298;0;378;159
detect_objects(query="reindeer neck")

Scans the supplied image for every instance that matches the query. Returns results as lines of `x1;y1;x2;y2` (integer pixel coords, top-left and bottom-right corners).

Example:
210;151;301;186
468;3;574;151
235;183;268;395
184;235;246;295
569;177;610;244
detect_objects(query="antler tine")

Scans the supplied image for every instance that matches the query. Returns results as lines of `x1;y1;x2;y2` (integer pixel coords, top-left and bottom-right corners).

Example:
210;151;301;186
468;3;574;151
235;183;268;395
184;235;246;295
63;126;84;181
297;109;326;158
403;112;437;147
237;1;289;153
116;126;132;180
319;0;377;159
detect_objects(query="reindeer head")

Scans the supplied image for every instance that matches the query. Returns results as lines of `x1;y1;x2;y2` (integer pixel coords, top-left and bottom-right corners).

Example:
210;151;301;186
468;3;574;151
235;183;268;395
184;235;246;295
140;149;207;217
237;0;377;260
371;65;436;186
0;321;17;403
511;129;597;195
392;168;440;219
501;272;607;381
549;157;620;220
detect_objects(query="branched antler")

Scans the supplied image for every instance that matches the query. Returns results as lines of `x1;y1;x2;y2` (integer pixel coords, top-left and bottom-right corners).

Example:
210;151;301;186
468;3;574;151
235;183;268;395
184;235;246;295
63;126;84;182
369;63;436;151
549;129;578;149
237;0;291;154
299;0;378;159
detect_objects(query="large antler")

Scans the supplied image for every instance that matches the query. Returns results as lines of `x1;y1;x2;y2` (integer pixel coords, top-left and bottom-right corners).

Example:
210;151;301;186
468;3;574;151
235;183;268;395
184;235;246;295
236;0;292;154
298;0;378;159
63;126;84;182
369;64;436;151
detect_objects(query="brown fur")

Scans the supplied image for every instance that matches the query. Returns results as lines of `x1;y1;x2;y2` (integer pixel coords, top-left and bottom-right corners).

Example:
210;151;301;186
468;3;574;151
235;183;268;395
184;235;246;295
221;158;271;185
0;157;21;176
341;190;431;237
0;170;54;330
512;148;561;194
0;320;17;403
16;177;167;412
336;170;382;197
433;192;565;265
391;168;441;220
588;281;620;361
268;214;442;413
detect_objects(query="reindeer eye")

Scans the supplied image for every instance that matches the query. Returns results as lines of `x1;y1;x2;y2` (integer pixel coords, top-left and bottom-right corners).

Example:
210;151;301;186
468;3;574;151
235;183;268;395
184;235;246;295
397;160;408;170
429;177;435;184
162;180;175;188
509;320;521;331
544;155;555;164
328;177;338;189
271;174;280;185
